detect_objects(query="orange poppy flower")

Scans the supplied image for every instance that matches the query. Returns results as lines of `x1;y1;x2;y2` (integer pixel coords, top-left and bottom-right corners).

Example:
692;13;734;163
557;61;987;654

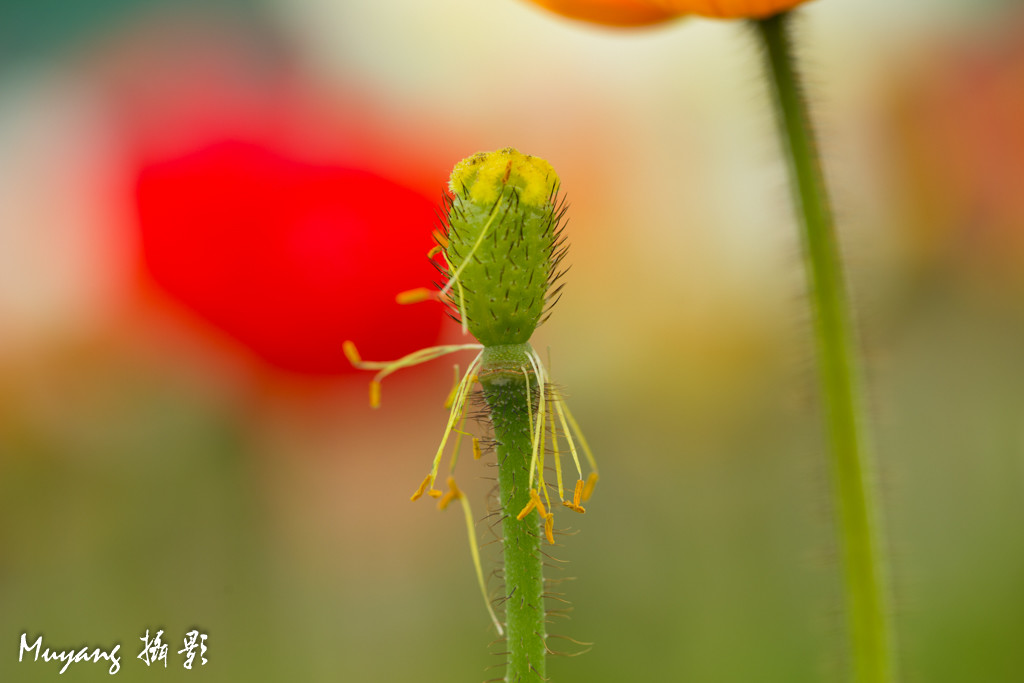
527;0;814;26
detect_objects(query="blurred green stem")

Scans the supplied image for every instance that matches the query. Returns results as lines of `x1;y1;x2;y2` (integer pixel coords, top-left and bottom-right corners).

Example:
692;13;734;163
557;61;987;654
480;352;546;682
754;12;897;683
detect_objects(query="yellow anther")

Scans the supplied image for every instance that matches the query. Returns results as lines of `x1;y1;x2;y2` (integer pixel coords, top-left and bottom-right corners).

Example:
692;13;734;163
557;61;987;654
438;476;462;511
411;474;432;501
530;489;548;518
431;229;448;249
427;244;443;258
516;497;537;521
396;287;434;305
562;501;586;514
543;513;555;544
428;489;443;498
563;479;586;512
369;380;382;409
582;472;599;502
342;340;362;366
472;438;482;460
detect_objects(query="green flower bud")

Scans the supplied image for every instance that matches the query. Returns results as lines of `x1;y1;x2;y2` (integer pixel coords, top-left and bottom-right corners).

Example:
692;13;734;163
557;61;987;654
441;148;568;347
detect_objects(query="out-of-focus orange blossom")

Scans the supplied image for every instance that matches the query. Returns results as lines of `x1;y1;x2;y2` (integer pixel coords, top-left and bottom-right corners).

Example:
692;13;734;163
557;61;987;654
524;0;815;27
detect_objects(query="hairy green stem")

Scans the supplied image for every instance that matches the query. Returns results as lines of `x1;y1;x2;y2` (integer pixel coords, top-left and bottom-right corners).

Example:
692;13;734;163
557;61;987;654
754;12;897;683
480;345;546;682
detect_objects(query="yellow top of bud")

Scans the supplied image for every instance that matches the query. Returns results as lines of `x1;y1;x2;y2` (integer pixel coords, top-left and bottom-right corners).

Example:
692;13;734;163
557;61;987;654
449;148;558;208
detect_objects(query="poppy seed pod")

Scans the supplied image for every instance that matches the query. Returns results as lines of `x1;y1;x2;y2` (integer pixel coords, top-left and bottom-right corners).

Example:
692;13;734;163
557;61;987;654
440;148;568;347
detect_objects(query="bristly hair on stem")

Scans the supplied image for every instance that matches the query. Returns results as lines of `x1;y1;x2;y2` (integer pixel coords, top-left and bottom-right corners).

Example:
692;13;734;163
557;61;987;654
754;13;898;683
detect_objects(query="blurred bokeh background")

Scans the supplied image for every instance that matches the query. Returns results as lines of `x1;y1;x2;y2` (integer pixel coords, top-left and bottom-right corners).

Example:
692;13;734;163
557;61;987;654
2;0;1023;681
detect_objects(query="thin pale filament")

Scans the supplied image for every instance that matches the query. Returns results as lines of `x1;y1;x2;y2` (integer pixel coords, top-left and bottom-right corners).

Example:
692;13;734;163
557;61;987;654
424;351;484;492
525;351;548;491
549;406;565;501
552;391;584;482
560;398;598;476
454;487;504;636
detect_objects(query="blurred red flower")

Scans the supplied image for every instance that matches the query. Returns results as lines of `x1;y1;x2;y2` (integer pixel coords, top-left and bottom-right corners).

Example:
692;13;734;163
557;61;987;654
134;138;445;375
